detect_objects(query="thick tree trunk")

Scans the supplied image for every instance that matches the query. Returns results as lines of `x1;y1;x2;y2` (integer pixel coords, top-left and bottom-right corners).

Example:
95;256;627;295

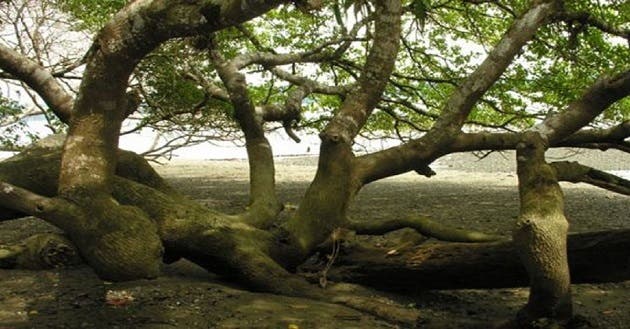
513;133;572;326
302;229;630;291
285;141;357;257
0;145;316;295
0;147;422;325
3;146;630;290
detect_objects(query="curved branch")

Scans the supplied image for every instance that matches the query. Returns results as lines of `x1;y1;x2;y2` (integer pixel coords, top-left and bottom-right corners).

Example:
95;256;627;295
232;35;366;69
270;67;348;96
58;0;288;196
0;42;74;123
284;0;403;257
211;45;283;228
321;0;402;144
423;0;560;146
184;70;230;102
532;70;630;143
449;120;629;153
561;120;629;142
236;14;369;70
255;84;310;123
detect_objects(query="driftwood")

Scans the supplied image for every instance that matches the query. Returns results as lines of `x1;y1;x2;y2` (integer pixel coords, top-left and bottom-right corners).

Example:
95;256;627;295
304;229;630;291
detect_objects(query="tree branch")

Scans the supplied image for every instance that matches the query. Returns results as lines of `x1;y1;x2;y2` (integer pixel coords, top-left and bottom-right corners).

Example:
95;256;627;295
321;0;402;144
556;121;630;152
0;42;74;123
355;0;560;184
232;35;365;69
552;10;630;41
303;229;630;291
0;181;79;229
270;67;348;96
423;1;560;146
57;0;288;196
532;70;630;143
210;45;283;228
236;14;368;70
551;161;630;196
348;216;502;242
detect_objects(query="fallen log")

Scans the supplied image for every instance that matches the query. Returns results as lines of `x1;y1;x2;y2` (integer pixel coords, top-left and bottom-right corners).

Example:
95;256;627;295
312;229;630;291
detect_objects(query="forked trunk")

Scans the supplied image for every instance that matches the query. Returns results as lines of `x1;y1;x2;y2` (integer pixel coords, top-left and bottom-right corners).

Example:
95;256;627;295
284;0;402;257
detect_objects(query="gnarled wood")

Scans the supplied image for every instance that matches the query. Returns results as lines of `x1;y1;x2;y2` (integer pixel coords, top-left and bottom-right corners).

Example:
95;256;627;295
355;0;560;184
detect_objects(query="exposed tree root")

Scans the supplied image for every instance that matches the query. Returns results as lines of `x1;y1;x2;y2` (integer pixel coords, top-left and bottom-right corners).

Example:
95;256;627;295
348;216;503;242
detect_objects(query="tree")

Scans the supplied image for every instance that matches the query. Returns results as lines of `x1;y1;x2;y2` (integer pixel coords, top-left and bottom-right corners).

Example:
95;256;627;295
0;0;629;327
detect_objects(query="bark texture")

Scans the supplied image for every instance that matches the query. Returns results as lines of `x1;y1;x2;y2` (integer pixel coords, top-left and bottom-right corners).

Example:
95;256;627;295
514;133;572;326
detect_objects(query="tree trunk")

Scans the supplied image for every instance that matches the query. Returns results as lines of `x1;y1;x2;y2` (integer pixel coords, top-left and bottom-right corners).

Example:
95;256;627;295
300;229;630;291
210;48;283;229
513;133;572;326
284;0;402;258
285;140;357;258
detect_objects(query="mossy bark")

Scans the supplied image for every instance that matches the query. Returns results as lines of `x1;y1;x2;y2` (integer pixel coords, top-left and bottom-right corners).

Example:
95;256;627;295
0;146;302;288
0;143;165;281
